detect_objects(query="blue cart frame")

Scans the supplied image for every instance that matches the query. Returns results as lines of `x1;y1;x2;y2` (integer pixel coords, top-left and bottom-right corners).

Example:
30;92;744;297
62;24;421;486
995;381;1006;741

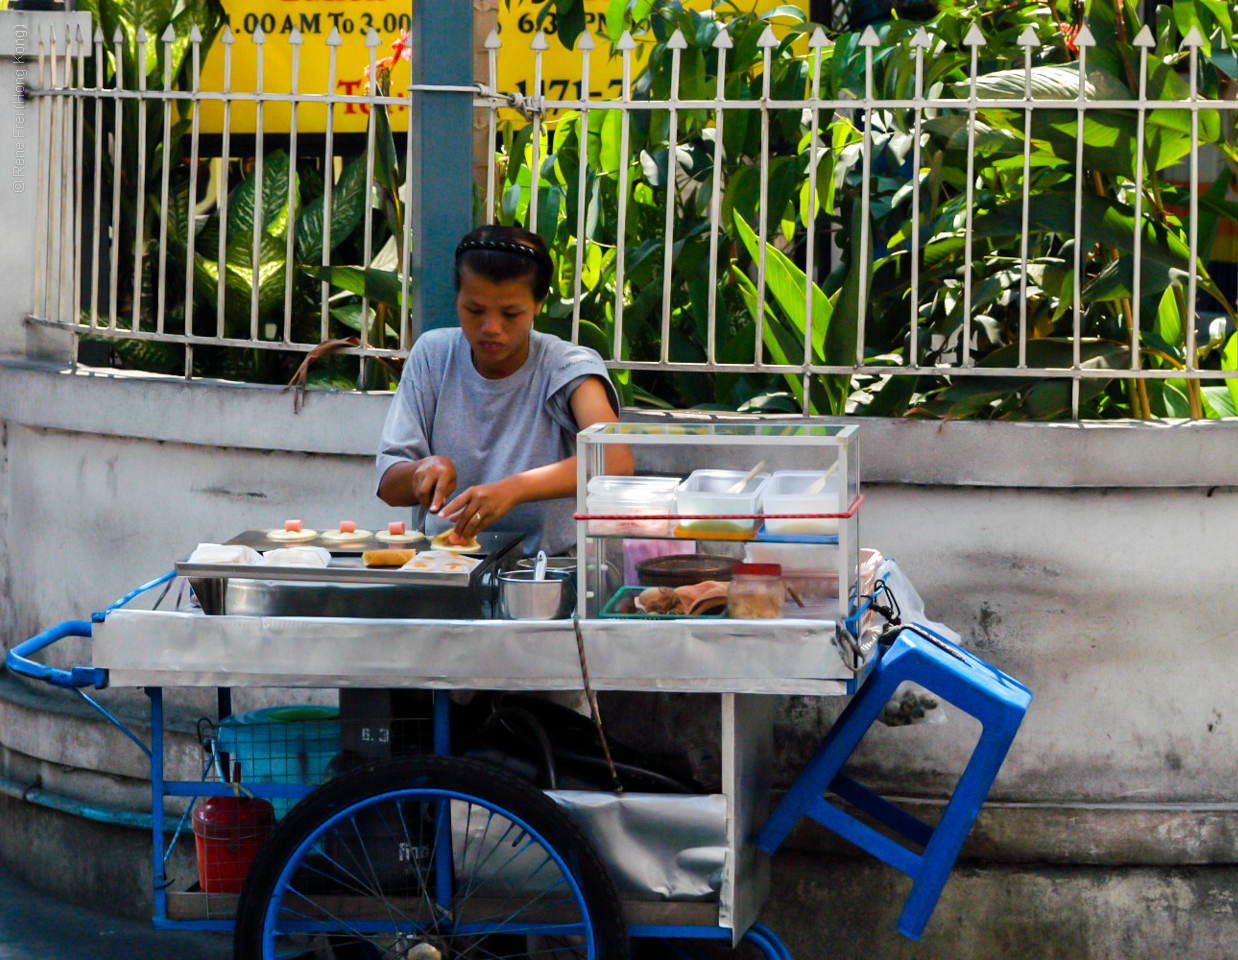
7;570;1031;957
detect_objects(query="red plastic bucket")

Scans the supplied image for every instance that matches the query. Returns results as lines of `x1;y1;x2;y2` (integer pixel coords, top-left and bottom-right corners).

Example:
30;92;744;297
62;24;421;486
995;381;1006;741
193;795;275;894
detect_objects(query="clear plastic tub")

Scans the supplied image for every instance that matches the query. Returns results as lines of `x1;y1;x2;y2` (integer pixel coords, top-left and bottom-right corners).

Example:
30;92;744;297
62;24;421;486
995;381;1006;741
745;541;835;573
675;470;772;533
761;470;843;535
585;476;681;536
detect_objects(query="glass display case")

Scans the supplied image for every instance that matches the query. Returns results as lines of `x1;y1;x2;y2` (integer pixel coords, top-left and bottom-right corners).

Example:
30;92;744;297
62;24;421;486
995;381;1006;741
575;422;863;640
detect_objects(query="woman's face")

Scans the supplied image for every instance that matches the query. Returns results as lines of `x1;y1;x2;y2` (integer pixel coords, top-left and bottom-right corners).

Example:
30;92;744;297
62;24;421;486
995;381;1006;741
456;266;543;378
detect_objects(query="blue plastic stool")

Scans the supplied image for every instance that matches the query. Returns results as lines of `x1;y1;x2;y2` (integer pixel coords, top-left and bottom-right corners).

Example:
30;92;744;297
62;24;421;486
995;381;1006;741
754;624;1032;940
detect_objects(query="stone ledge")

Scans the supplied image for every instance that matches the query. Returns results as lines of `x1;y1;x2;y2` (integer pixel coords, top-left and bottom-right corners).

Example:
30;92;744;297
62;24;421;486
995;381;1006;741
6;359;1238;486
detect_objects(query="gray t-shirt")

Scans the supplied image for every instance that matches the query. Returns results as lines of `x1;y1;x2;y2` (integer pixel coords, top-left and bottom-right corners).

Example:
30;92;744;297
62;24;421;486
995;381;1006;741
376;328;619;556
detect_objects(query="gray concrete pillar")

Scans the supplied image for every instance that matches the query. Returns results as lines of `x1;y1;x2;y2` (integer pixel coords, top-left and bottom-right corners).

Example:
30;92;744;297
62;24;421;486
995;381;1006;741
0;9;87;363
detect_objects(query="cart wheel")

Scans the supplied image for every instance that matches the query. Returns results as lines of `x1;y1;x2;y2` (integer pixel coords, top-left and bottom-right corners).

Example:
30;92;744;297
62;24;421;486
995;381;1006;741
233;755;629;960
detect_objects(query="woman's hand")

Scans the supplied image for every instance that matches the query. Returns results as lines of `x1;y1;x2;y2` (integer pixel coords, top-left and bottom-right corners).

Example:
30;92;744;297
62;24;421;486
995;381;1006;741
440;477;525;540
411;455;457;512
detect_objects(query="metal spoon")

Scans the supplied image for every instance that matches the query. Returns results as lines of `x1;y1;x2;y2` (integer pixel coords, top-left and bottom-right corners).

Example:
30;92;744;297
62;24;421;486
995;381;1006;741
533;550;548;581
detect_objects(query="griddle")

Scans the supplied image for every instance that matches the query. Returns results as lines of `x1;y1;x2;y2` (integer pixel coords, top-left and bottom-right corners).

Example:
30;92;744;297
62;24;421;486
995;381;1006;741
180;530;525;618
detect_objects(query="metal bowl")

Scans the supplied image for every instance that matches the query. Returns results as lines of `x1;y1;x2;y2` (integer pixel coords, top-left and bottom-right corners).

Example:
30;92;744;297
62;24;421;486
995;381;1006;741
497;570;574;620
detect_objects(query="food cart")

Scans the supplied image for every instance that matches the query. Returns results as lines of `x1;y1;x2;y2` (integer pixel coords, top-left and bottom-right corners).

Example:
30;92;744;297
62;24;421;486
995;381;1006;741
6;423;1031;959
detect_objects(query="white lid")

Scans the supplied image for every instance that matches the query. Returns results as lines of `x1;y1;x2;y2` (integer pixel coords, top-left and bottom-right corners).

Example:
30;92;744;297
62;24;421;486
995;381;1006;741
587;475;680;496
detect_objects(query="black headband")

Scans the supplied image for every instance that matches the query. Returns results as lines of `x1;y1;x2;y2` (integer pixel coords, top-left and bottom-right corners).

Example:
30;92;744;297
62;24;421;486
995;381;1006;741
455;239;546;264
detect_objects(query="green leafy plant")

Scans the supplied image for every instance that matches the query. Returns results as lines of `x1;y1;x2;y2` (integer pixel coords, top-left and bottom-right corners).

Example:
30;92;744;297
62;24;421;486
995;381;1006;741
495;0;1238;418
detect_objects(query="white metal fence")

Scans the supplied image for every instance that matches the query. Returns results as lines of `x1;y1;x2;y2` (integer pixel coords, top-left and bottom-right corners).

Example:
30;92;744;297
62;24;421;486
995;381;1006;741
22;16;1238;415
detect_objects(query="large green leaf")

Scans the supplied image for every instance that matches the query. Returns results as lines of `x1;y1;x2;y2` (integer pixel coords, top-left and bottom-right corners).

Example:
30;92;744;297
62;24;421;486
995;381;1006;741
1223;332;1238;416
971;191;1192;270
1082;257;1189;304
822;201;872;412
307;266;410;309
732;211;831;361
1155;287;1183;356
228;151;294;241
296;157;370;264
586;109;625;176
730;266;812;409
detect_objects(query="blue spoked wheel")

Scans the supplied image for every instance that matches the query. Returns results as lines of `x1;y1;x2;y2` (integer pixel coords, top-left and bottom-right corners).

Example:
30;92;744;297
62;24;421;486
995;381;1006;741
234;756;629;960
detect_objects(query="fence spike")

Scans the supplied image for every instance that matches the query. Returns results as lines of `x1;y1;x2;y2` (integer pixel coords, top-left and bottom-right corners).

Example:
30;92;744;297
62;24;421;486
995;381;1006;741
962;23;985;46
910;26;930;48
289;25;304;45
1074;23;1096;47
530;30;549;51
326;26;342;46
713;25;734;49
135;26;147;44
112;25;125;44
252;23;266;44
484;28;502;49
160;24;176;43
808;26;829;48
1017;25;1040;47
364;28;381;48
1133;24;1155;47
1181;24;1205;48
189;24;202;43
667;28;688;50
220;24;234;44
76;23;87;44
576;30;595;51
757;24;779;48
94;26;105;44
616;30;636;52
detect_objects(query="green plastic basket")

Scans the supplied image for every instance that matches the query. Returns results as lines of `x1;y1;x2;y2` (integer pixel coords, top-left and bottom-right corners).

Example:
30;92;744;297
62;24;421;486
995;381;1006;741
599;586;726;619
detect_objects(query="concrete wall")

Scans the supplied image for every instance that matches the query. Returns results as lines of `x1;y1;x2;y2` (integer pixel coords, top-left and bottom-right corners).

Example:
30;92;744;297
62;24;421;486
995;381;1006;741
2;359;1238;956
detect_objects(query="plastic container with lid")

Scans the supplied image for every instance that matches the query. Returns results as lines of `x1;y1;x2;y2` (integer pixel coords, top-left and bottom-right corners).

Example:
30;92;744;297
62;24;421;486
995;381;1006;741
760;470;843;535
585;475;681;536
727;562;785;619
214;705;341;819
676;470;772;533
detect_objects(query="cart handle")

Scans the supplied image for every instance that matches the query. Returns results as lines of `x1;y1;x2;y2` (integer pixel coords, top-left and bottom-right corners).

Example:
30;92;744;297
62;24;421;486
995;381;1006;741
6;570;177;690
5;620;104;689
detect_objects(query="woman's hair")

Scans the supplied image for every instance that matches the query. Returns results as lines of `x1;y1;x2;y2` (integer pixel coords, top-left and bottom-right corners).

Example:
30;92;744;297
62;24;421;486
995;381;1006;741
454;224;553;302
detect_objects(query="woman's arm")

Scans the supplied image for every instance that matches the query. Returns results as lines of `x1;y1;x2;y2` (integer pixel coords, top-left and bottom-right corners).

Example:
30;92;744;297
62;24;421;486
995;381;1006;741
440;376;632;538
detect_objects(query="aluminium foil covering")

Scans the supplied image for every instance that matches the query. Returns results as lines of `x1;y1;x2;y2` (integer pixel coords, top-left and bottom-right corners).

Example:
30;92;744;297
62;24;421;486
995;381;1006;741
452;791;727;903
92;560;953;692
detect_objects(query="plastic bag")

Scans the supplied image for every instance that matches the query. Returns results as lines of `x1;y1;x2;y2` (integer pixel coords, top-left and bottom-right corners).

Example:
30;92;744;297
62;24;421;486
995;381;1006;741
879;681;947;727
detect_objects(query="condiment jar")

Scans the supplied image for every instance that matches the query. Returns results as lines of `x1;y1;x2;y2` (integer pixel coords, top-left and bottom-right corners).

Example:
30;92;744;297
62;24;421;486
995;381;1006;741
727;563;784;619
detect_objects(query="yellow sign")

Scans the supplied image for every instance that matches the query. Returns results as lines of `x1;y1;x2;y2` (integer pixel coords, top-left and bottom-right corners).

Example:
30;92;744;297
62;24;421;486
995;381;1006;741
494;0;810;124
197;0;809;135
198;0;414;134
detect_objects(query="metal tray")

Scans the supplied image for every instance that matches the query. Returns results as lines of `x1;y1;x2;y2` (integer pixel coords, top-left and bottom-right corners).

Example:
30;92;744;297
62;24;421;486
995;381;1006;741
181;530;525;617
223;528;513;556
176;556;475;588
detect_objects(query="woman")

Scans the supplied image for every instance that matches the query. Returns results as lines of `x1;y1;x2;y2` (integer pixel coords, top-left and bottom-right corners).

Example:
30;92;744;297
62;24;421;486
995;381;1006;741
377;224;632;555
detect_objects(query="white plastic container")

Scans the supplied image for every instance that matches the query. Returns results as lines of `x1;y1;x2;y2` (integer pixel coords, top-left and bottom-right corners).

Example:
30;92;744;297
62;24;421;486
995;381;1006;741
675;470;771;533
760;470;843;535
585;476;680;536
744;541;835;573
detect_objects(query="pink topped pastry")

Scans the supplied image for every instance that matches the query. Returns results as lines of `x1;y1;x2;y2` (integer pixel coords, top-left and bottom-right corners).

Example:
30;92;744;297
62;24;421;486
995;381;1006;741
268;519;318;542
376;519;424;543
322;520;374;541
